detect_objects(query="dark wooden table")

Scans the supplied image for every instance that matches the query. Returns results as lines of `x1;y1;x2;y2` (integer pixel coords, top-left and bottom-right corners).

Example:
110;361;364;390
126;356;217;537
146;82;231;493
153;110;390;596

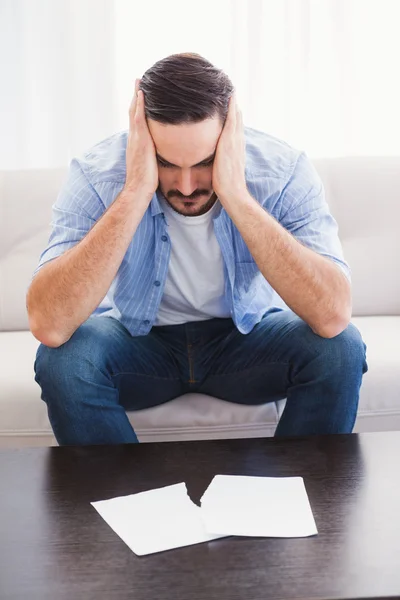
1;432;400;600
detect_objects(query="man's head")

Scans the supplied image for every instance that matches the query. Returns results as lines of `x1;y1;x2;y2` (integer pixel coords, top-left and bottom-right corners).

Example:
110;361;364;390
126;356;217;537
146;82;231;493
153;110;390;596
140;53;234;216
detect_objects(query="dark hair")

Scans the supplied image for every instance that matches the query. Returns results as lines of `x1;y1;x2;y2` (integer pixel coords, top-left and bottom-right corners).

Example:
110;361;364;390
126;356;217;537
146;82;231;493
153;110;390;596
139;53;234;125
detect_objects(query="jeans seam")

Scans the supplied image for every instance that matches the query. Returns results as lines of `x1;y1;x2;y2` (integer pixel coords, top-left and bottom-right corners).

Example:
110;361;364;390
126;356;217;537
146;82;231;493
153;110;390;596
205;361;291;378
80;354;180;383
187;343;197;384
111;371;180;381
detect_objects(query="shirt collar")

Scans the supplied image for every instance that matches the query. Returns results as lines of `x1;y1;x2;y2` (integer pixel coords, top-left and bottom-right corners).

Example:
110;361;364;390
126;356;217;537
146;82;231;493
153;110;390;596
150;189;164;216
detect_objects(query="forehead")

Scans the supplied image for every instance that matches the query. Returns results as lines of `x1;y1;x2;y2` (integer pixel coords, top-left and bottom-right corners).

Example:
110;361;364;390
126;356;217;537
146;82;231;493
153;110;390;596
148;118;223;168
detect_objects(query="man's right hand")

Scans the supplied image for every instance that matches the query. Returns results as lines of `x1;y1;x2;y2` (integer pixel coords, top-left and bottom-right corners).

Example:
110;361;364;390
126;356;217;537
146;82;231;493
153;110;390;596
124;79;158;199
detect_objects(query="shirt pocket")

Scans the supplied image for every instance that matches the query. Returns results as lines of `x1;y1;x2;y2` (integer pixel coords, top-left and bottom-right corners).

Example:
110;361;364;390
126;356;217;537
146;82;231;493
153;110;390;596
234;261;261;301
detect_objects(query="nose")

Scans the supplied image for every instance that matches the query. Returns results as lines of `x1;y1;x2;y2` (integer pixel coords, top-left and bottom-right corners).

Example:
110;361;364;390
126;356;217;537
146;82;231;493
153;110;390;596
176;169;196;197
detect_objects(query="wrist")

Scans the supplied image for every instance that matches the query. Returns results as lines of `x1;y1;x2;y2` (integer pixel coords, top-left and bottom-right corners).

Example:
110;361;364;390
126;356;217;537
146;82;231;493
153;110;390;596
218;186;252;209
120;185;155;205
114;188;154;223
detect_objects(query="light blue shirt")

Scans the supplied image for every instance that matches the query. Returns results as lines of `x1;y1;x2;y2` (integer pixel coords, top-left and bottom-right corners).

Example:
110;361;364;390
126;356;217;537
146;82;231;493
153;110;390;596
33;127;350;337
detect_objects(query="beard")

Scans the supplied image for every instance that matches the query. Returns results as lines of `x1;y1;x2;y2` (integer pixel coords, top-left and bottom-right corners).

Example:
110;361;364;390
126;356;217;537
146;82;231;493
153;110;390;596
162;189;217;217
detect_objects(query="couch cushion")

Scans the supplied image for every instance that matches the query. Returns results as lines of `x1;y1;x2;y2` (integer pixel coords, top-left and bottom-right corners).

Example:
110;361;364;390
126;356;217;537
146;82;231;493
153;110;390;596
1;316;399;447
0;168;67;331
313;157;400;316
351;316;400;430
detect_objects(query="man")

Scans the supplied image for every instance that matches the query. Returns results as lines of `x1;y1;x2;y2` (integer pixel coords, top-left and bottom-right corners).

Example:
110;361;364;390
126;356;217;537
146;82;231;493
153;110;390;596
27;53;367;446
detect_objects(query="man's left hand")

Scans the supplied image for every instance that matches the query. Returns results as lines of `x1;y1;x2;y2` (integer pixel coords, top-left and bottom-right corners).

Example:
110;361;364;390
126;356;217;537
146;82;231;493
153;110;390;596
212;93;248;205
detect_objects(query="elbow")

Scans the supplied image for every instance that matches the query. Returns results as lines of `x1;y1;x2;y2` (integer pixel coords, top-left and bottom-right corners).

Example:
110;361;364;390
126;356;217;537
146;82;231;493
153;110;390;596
29;320;67;349
312;306;352;339
27;308;67;349
36;333;66;349
26;281;69;349
314;320;350;339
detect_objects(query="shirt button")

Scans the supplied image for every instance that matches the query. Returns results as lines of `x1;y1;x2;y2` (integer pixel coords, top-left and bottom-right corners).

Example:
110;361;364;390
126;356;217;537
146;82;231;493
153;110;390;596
143;320;150;326
154;280;161;287
161;235;168;242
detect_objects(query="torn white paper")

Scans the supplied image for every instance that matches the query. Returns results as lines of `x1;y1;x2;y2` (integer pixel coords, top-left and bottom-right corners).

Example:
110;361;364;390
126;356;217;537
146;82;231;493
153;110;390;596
91;482;226;556
200;475;318;538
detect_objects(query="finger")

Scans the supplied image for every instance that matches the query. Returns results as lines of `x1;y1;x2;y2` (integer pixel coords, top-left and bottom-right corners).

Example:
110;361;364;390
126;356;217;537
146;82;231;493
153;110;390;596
235;95;241;121
129;79;140;112
225;93;237;133
129;79;141;127
135;90;147;128
237;107;245;152
236;103;244;133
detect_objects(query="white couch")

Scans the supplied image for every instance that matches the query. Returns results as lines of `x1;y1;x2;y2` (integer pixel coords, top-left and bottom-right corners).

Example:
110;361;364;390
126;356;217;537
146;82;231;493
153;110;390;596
1;157;400;447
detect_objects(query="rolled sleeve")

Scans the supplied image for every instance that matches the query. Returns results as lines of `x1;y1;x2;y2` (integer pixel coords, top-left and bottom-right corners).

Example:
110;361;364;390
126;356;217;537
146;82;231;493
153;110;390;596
278;153;351;280
32;159;103;279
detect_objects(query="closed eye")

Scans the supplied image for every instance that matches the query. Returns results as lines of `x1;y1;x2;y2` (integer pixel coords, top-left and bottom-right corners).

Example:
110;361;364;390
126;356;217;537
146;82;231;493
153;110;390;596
157;158;214;168
157;159;175;168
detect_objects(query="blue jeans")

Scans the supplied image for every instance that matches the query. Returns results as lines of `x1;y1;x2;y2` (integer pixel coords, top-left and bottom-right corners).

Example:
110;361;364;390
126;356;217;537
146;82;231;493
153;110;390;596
34;310;368;445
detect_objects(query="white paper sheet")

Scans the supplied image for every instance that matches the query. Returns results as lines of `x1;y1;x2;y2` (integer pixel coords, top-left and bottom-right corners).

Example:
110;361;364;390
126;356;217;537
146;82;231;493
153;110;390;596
91;482;226;556
200;475;318;538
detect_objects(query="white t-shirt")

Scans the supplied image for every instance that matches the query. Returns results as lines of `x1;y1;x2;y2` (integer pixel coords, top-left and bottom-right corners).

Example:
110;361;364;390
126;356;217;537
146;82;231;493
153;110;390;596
155;197;231;326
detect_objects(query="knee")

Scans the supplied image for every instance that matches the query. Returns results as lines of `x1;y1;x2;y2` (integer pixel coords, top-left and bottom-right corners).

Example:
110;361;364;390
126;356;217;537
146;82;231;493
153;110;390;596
34;317;110;387
312;322;367;375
